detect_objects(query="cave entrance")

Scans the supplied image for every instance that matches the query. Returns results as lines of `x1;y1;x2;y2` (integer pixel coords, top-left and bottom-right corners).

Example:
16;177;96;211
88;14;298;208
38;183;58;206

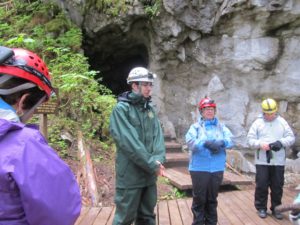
83;27;150;96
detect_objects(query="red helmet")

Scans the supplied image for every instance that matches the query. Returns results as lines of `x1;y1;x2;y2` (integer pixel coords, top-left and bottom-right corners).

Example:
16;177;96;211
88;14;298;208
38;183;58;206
0;47;52;98
198;97;216;110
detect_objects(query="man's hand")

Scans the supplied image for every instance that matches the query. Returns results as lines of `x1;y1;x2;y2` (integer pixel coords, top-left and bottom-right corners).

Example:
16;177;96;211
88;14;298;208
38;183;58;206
269;141;283;152
156;161;165;176
260;142;271;151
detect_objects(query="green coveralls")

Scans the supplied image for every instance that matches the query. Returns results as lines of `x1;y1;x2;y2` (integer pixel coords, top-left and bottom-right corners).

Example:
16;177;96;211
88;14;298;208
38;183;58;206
109;91;166;225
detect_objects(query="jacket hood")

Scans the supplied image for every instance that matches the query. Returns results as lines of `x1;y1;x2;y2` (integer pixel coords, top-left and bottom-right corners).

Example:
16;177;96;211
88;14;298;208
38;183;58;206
0;119;23;138
118;91;152;110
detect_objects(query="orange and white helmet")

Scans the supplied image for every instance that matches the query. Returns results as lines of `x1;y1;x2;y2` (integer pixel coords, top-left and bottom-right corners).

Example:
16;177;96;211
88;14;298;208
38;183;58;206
127;67;157;84
0;46;53;99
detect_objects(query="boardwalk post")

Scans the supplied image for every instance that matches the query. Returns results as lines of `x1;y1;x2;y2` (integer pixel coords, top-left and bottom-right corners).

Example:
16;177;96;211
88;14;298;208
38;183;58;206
78;131;100;206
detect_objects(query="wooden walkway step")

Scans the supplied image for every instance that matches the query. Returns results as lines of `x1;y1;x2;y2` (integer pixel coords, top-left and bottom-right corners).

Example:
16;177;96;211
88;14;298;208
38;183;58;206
164;167;253;190
75;189;296;225
165;152;189;163
165;141;183;152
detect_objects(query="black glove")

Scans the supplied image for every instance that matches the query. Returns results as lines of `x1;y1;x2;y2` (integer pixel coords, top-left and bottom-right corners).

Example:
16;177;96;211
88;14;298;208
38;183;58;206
266;150;272;163
204;140;225;154
269;141;283;152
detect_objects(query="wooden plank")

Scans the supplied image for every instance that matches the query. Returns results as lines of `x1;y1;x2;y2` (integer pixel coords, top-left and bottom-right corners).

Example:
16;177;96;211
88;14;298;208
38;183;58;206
239;190;277;225
78;131;100;206
164;168;192;190
165;141;183;151
93;206;114;225
75;206;90;225
105;207;115;225
233;191;268;225
217;193;246;224
76;189;295;225
166;152;189;162
168;199;183;225
226;191;267;225
223;171;253;185
165;168;252;191
77;207;99;225
158;200;170;225
239;190;289;225
177;199;193;225
217;206;233;225
155;204;158;225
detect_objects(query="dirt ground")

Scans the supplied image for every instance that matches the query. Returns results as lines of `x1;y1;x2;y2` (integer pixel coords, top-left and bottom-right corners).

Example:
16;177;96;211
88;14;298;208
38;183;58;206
66;156;300;207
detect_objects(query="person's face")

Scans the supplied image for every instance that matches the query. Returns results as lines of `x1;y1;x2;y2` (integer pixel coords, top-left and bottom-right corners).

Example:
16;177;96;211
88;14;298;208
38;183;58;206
132;82;153;98
263;112;277;121
201;107;215;120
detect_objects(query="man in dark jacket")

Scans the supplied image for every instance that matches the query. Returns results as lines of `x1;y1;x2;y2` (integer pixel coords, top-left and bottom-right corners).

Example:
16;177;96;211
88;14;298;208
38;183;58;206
109;67;166;225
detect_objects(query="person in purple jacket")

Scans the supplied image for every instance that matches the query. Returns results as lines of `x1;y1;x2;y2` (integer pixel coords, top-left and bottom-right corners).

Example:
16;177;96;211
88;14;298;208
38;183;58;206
0;46;81;225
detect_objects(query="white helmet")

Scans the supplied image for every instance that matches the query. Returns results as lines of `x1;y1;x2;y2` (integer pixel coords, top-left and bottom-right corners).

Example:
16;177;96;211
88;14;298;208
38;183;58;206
127;67;157;84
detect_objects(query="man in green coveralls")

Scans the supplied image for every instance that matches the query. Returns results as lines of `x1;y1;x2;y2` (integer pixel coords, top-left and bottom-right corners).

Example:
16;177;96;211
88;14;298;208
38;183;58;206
109;67;166;225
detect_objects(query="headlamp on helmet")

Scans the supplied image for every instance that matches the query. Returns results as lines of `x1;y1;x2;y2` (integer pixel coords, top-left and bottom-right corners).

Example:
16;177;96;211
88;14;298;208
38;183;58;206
199;97;216;111
127;67;157;84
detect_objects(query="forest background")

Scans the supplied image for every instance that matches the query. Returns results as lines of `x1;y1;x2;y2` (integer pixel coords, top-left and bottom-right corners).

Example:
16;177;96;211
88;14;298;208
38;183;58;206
0;0;178;206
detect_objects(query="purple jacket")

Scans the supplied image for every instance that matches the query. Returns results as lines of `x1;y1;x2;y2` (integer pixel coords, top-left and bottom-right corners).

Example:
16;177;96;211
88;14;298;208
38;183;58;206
0;119;81;225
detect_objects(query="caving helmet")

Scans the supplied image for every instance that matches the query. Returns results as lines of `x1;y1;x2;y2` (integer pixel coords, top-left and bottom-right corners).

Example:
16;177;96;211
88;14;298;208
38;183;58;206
261;98;277;114
127;67;157;84
198;97;216;111
0;46;52;99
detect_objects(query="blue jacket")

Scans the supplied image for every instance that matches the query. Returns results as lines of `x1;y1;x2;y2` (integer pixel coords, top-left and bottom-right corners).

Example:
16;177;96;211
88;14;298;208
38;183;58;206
185;117;233;172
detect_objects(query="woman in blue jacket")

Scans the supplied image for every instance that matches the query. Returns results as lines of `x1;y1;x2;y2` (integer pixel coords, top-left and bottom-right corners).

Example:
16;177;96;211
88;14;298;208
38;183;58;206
186;97;233;225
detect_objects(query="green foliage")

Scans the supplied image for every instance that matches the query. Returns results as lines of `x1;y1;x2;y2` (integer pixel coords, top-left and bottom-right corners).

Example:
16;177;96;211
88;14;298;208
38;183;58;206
158;176;171;185
85;0;128;16
0;0;117;156
144;0;161;17
84;0;161;17
173;187;187;198
160;186;187;200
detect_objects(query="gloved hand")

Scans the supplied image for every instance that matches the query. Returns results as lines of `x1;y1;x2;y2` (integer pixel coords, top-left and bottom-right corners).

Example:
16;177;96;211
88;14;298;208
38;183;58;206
269;141;283;152
266;150;272;163
204;140;225;154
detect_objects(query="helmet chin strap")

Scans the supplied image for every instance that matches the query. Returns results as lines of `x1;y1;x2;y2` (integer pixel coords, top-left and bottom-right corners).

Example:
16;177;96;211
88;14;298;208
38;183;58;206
20;95;47;123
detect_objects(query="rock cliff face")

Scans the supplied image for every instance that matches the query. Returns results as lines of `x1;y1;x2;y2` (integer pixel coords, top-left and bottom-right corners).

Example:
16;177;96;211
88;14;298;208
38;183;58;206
52;0;300;152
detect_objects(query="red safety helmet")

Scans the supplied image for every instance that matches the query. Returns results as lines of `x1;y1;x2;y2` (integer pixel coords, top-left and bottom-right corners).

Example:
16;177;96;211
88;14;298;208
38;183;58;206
198;97;216;111
0;47;52;98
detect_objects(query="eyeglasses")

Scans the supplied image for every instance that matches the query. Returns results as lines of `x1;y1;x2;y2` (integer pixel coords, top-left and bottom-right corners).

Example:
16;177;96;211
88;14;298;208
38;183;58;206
203;107;215;111
140;82;153;87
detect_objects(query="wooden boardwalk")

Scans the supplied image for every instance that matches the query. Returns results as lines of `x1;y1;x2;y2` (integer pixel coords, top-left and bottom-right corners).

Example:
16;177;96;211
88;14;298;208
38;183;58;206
75;188;297;225
164;167;253;190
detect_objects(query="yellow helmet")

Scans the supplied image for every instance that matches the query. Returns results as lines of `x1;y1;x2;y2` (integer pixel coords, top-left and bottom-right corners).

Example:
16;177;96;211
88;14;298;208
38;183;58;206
261;98;278;114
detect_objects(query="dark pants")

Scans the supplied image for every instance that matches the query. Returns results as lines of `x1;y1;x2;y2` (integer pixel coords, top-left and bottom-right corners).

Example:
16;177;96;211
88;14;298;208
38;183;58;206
255;165;285;212
190;171;224;225
113;184;157;225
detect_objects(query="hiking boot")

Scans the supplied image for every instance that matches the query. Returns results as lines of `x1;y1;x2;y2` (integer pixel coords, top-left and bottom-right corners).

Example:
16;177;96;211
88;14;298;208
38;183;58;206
272;211;283;220
258;209;267;218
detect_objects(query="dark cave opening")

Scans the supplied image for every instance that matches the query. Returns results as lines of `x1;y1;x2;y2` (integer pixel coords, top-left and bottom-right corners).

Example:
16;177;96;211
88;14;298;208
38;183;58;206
83;43;149;96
